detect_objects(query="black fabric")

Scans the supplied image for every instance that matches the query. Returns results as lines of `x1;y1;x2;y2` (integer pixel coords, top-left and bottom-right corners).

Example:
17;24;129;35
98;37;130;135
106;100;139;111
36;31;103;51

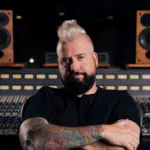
22;86;141;128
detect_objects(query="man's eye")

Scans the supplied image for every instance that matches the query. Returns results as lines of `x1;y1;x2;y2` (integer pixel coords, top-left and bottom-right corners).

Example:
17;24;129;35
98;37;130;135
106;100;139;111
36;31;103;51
78;56;85;60
62;58;70;64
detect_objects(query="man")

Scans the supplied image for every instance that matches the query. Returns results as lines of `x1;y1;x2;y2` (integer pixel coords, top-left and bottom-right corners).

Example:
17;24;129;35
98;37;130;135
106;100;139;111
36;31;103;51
19;20;141;150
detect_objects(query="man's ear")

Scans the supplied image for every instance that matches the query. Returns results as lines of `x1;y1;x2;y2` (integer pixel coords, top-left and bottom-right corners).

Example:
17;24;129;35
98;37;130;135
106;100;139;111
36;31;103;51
92;52;98;67
57;57;61;64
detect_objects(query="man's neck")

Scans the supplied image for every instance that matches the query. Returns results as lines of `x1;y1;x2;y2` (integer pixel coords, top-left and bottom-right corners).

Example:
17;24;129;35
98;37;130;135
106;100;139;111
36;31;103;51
77;82;97;98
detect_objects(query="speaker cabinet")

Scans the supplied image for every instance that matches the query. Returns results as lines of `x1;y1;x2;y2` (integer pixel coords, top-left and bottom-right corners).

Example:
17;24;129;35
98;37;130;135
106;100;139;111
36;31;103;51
136;10;150;64
0;10;14;64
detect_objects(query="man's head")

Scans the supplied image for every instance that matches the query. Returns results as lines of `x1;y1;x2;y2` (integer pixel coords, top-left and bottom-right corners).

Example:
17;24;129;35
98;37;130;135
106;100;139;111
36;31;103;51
57;20;98;95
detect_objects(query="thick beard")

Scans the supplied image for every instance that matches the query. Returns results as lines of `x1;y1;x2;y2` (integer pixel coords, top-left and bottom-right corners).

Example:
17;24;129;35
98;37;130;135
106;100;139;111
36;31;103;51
62;71;96;95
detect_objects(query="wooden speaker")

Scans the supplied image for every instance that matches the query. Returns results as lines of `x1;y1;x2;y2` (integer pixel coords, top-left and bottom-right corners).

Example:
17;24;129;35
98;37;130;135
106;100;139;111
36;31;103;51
0;10;14;64
136;10;150;64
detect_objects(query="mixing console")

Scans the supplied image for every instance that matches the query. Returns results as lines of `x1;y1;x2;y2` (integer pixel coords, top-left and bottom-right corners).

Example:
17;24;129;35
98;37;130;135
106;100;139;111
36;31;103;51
0;95;150;136
134;96;150;136
0;96;29;135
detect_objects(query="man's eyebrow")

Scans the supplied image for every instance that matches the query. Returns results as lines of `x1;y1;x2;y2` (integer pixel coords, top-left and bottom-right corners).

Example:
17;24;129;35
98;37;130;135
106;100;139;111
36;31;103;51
75;53;86;57
62;56;70;59
61;53;86;59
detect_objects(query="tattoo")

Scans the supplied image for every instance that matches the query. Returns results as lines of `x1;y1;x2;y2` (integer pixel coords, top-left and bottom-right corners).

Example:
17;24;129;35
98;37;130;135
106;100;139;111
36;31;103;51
25;139;36;150
26;118;104;150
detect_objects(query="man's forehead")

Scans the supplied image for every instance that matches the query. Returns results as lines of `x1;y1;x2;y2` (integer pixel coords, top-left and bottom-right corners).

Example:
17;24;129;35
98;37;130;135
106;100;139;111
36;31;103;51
60;45;91;55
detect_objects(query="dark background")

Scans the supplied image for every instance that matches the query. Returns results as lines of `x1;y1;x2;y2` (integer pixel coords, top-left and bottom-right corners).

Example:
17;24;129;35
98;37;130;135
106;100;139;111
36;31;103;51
1;0;150;66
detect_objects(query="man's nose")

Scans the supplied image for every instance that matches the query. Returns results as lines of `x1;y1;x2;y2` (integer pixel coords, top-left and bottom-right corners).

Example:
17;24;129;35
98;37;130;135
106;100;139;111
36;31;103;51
70;60;80;71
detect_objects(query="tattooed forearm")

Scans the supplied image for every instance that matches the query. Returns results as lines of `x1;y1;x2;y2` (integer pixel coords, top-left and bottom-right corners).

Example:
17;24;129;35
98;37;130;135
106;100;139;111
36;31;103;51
19;117;104;150
37;125;104;150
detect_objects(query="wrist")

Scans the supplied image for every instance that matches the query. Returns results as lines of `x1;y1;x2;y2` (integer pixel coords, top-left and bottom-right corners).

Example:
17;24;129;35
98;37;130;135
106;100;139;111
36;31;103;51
100;125;108;139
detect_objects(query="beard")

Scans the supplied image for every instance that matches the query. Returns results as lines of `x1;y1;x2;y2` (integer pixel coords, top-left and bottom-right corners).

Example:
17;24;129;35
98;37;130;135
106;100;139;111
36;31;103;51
62;71;96;95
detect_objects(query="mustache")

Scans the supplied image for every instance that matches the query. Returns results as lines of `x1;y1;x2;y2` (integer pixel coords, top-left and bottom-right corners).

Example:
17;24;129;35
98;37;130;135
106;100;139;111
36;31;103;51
70;71;86;76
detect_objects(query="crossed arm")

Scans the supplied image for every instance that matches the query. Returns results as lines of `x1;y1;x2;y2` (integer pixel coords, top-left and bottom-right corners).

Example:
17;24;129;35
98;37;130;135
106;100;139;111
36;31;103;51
19;117;140;150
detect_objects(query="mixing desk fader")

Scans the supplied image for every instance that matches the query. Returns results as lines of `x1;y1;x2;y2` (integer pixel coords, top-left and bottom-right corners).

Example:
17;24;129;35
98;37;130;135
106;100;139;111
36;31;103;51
0;95;29;135
134;96;150;136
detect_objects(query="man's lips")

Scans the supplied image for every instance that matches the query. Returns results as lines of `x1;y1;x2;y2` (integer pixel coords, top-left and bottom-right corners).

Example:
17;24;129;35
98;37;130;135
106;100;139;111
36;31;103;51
72;73;84;80
73;74;83;78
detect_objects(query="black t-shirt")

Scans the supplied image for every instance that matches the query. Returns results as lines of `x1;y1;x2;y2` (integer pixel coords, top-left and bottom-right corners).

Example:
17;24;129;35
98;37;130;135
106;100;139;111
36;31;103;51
22;86;141;128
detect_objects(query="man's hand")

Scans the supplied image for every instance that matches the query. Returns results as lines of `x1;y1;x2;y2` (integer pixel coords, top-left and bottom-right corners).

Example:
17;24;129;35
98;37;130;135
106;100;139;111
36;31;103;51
101;119;140;150
80;119;140;150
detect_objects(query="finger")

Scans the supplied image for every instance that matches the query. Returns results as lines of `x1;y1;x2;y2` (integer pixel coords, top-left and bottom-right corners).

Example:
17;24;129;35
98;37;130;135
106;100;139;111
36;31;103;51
127;134;140;148
120;129;139;149
124;128;140;140
128;139;138;150
124;141;134;150
127;135;139;150
132;137;140;149
129;130;140;141
124;144;134;150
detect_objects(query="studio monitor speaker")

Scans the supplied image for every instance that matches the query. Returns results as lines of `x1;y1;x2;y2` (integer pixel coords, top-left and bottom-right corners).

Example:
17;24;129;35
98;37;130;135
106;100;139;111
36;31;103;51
136;10;150;64
0;10;14;64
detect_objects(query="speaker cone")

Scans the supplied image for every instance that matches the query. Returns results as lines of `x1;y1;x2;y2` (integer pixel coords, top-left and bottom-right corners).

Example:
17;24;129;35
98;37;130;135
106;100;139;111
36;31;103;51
0;13;9;26
0;27;11;50
138;27;150;51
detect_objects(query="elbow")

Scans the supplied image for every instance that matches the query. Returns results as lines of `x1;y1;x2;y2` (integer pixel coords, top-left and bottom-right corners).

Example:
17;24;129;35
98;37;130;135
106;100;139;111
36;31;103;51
19;117;49;149
19;128;38;150
19;121;32;149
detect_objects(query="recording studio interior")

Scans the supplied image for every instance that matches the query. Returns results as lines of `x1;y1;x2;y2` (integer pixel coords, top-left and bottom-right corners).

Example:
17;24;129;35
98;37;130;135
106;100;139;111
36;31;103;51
1;0;150;149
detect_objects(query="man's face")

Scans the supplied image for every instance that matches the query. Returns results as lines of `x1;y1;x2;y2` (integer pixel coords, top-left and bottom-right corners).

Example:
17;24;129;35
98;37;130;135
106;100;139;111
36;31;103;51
57;35;98;95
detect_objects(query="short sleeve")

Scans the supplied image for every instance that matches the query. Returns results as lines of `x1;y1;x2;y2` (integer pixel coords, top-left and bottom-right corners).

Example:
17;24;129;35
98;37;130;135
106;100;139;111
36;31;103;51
21;86;54;123
110;90;141;127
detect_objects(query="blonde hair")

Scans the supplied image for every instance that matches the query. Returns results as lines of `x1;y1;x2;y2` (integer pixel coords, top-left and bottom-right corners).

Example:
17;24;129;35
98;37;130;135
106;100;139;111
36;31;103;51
56;19;94;54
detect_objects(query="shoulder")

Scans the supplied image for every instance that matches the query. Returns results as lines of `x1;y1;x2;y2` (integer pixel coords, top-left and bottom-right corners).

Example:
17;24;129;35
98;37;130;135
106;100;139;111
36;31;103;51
99;87;141;127
37;85;59;93
97;86;133;101
98;86;129;94
21;86;64;120
33;85;64;97
24;86;65;108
